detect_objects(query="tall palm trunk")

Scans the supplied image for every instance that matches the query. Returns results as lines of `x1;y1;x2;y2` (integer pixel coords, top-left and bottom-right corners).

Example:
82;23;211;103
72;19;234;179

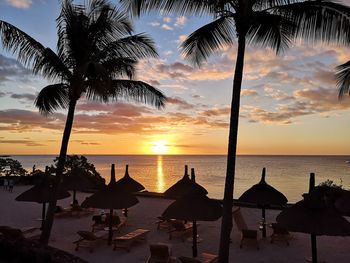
40;99;77;245
218;35;246;263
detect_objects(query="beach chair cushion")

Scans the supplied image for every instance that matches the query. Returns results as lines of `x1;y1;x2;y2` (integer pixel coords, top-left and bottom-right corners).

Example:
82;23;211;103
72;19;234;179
113;229;150;251
232;208;259;249
77;231;99;241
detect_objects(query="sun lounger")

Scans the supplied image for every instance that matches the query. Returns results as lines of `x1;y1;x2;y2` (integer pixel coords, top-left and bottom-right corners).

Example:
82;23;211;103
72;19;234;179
74;230;107;252
113;228;150;252
232;207;259;249
178;253;218;263
146;243;173;263
168;220;193;241
270;222;290;245
21;226;41;240
156;216;172;230
92;214;126;232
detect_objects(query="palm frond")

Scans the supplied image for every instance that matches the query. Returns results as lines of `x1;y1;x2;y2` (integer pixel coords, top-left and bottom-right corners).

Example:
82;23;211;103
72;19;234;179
35;84;70;115
247;11;296;54
101;33;159;61
88;4;133;44
102;58;137;79
0;20;45;66
104;80;166;109
0;20;70;80
120;0;214;17
181;16;236;66
336;60;350;99
273;0;350;45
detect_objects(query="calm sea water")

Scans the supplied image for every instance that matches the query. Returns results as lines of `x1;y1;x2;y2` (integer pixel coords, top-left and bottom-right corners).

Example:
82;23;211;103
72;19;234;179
8;155;350;202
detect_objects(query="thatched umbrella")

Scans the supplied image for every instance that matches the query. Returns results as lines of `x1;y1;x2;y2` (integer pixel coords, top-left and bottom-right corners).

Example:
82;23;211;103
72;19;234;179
62;167;96;205
164;165;208;199
16;173;70;229
81;164;139;245
238;167;287;237
115;164;144;216
162;169;222;258
277;173;350;263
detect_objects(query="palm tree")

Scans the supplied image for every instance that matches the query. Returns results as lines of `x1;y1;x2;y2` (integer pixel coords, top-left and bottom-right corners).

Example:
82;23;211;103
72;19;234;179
0;0;166;244
121;0;350;261
336;60;350;98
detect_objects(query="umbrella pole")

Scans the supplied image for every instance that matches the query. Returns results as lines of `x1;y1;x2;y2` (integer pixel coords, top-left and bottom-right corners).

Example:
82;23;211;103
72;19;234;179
41;202;46;230
108;209;113;246
123;208;128;217
192;220;198;258
73;190;77;204
262;207;266;238
311;234;317;263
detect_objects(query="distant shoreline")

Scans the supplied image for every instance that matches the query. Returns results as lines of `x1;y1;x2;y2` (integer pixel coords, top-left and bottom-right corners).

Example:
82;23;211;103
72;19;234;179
2;154;350;157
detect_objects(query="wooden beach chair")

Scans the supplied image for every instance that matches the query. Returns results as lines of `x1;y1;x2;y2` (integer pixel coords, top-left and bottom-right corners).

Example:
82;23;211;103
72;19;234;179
92;214;126;232
113;228;150;252
146;243;173;263
168;220;193;241
178;253;218;263
270;222;290;245
232;207;259;249
74;230;107;252
156;216;172;230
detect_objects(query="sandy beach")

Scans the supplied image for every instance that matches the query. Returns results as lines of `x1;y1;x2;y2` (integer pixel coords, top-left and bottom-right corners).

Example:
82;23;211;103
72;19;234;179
1;186;350;263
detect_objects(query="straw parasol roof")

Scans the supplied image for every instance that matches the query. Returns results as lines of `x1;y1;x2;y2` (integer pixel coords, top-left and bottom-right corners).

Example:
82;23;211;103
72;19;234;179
16;175;70;229
62;168;96;204
238;167;287;237
277;173;350;263
115;165;144;193
16;177;70;204
164;165;208;199
163;172;221;258
238;168;287;206
81;164;139;245
277;192;350;235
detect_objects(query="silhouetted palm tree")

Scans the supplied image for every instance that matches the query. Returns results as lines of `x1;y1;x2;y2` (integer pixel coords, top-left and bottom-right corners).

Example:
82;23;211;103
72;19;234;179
0;0;166;244
121;0;350;261
336;60;350;98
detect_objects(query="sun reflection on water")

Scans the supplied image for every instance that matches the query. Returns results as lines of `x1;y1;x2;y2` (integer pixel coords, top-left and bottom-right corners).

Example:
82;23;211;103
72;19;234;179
156;155;165;192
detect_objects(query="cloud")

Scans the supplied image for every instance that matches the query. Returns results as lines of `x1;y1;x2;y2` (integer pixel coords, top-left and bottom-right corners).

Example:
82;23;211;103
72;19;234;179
0;54;30;82
10;93;36;102
176;35;187;44
242;87;350;124
264;86;294;101
163;17;172;23
148;21;161;27
5;0;32;8
241;89;258;97
0;139;44;146
175;16;187;27
161;24;173;31
137;60;232;83
167;96;194;110
0;92;6;97
200;107;231;117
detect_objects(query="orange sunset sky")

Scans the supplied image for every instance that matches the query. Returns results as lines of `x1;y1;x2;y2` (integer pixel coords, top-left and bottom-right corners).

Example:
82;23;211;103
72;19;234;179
0;0;350;155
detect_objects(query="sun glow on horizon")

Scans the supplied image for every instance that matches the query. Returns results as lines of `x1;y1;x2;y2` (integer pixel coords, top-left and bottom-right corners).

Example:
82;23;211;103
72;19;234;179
150;140;169;154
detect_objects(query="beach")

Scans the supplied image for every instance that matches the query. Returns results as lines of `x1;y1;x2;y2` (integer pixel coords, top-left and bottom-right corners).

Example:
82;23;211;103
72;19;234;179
1;186;350;263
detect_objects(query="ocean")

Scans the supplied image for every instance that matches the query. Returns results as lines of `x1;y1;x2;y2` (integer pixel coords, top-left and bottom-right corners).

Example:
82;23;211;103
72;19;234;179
8;155;350;202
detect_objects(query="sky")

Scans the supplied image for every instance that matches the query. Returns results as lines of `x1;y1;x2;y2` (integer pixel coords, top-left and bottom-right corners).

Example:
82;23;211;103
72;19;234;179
0;0;350;155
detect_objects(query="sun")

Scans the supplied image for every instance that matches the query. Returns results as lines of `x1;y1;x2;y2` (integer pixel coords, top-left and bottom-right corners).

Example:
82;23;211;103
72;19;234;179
151;140;169;154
